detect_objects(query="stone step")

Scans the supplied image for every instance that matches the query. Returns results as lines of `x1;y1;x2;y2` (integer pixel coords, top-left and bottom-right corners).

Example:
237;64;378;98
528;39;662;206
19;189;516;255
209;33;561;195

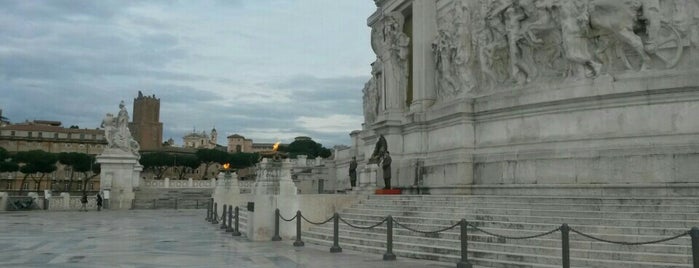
346;205;699;221
303;236;564;268
305;225;692;258
303;233;691;268
330;216;693;241
341;209;699;229
365;195;699;206
358;200;699;214
304;225;692;255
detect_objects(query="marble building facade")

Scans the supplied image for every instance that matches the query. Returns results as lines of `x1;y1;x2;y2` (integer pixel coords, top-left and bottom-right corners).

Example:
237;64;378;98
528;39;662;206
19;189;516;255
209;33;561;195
346;0;699;195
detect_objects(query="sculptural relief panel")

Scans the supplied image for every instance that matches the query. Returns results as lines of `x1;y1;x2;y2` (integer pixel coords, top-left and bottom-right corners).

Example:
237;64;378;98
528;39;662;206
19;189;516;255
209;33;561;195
364;0;699;119
426;0;699;103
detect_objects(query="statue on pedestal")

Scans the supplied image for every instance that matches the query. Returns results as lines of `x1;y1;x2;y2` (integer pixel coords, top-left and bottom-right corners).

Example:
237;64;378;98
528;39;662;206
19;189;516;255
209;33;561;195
101;101;140;157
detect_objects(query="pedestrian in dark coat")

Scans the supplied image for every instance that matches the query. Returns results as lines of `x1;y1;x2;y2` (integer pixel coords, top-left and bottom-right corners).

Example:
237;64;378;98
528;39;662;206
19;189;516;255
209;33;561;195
96;193;103;211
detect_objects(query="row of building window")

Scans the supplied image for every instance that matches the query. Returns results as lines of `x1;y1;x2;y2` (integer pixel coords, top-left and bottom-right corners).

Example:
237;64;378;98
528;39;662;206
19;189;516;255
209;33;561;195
3;182;96;191
18;142;103;149
5;131;99;140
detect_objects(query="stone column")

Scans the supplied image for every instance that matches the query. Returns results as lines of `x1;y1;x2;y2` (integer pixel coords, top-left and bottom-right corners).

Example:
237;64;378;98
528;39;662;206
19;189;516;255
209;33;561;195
249;158;298;241
410;0;437;112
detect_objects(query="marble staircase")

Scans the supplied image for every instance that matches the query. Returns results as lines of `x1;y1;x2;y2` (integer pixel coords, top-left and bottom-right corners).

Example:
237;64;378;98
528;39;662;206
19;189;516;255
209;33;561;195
302;195;698;268
132;188;213;209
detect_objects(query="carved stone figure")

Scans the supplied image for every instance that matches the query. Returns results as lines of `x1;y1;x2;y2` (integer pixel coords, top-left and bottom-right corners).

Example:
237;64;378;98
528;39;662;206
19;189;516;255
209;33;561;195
386;12;410;103
477;0;510;89
369;134;387;164
453;0;476;94
433;30;459;98
363;61;381;124
559;0;602;78
433;0;476;100
369;12;409;110
101;101;140;157
505;2;537;84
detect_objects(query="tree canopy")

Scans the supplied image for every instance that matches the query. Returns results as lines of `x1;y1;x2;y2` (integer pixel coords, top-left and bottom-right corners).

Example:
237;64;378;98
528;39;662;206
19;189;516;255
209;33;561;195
228;152;260;169
15;150;58;193
139;152;174;180
281;139;332;159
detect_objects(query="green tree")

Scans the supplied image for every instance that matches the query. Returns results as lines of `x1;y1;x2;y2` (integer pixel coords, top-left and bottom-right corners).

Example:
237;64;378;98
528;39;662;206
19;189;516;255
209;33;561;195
195;149;229;179
228;152;260;169
0;147;19;174
15;150;57;194
139;152;174;180
282;139;333;159
174;154;200;180
76;156;99;195
58;152;90;191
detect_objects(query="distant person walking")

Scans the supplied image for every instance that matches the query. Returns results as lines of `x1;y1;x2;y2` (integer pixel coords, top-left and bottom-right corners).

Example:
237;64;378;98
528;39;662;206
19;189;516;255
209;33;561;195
80;193;88;212
96;193;103;211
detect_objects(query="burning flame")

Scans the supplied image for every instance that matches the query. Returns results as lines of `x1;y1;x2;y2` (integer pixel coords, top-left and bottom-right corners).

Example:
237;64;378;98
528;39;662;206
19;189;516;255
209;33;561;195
222;163;230;170
272;141;281;151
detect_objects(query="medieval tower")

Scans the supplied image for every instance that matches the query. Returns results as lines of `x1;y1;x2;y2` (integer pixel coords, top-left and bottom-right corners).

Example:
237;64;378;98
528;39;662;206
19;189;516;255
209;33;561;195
129;91;163;151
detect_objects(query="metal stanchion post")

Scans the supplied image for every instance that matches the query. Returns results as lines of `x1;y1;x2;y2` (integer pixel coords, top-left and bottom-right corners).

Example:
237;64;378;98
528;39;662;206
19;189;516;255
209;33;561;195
196;200;199;209
272;209;282;241
691;227;699;268
232;206;242;236
561;224;570;268
175;199;178;210
293;210;304;247
226;205;233;232
330;213;342;253
212;202;219;224
220;204;228;229
383;215;396;261
206;201;211;221
153;199;156;209
457;219;472;268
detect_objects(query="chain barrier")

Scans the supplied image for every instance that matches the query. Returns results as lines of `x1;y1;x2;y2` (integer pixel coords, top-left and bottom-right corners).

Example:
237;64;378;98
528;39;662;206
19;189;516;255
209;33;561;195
210;204;698;268
468;222;561;240
301;214;335;225
393;219;460;235
570;227;689;245
339;216;387;230
279;212;297;222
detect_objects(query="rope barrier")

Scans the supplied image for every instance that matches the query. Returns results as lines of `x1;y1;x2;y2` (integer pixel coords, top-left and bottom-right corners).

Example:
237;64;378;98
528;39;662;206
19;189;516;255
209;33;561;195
339;216;387;230
570;227;689;245
301;214;335;225
468;223;560;240
393;219;460;235
279;213;297;222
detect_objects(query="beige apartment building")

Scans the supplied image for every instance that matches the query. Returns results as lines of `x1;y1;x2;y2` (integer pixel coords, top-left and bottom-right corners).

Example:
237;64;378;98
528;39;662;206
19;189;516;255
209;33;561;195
0;120;106;193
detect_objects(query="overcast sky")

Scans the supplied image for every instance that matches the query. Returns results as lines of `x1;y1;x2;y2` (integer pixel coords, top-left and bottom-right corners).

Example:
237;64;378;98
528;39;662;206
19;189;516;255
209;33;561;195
0;0;375;147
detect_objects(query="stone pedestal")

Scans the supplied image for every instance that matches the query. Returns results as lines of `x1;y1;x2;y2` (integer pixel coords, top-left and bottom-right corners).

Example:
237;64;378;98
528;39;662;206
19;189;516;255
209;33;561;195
355;164;379;194
96;149;141;210
248;158;298;241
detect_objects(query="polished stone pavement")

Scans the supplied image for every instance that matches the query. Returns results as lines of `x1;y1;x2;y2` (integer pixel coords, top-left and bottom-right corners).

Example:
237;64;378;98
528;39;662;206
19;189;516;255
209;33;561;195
0;209;452;268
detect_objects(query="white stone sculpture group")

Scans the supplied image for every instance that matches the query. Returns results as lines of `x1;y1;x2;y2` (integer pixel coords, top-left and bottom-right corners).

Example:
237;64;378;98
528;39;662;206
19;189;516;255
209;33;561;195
362;0;698;123
101;101;140;156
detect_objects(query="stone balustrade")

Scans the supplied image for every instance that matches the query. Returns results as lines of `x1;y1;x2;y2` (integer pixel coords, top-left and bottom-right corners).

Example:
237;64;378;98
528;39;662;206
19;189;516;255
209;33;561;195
140;178;216;189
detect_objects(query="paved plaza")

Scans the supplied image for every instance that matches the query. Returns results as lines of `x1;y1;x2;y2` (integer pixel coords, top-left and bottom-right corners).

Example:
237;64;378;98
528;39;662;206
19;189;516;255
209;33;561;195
0;209;451;268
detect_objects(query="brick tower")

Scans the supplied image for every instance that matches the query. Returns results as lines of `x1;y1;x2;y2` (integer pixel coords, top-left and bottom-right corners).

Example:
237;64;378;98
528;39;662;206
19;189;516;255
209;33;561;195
129;91;163;150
